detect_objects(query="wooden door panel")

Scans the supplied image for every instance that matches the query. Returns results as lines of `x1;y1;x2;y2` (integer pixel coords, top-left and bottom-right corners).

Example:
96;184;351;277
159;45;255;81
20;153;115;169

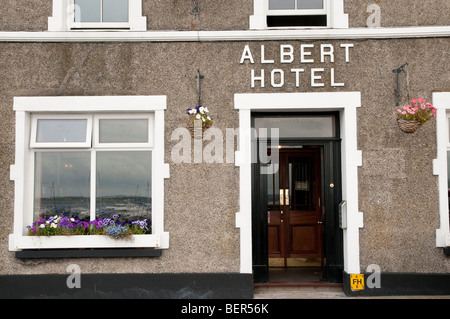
268;227;280;255
289;225;321;257
289;211;317;224
268;210;283;257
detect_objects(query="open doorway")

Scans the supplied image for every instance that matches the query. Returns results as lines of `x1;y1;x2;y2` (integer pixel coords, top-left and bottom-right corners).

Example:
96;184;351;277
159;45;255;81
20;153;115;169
251;113;343;284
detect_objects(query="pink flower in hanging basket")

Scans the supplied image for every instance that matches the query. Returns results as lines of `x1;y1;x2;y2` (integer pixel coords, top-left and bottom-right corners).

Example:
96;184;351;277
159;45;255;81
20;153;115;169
393;98;436;125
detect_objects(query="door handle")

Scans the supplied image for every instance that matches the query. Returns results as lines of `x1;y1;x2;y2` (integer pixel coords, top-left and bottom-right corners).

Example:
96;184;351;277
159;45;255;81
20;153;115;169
279;189;284;206
284;189;289;205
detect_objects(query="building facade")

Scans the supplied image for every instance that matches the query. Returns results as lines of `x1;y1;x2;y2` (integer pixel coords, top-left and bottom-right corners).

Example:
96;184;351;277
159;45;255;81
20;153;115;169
0;0;449;298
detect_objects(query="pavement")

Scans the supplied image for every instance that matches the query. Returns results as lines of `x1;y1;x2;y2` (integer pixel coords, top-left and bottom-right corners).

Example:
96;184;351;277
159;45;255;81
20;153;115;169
253;285;450;299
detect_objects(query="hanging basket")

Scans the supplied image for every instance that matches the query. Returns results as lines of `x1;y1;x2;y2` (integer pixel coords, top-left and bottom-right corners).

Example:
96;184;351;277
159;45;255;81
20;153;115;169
188;125;206;139
187;120;211;139
396;118;421;133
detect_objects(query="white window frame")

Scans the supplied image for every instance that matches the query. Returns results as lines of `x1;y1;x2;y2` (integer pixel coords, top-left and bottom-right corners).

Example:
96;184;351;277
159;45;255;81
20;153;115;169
30;114;93;148
48;0;147;31
249;0;348;29
9;96;169;251
433;92;450;248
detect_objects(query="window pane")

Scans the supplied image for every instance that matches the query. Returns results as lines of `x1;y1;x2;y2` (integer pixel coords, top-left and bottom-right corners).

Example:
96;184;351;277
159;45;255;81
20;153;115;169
448;118;450;144
297;0;324;9
96;151;152;223
36;119;87;143
34;152;90;222
448;151;450;215
447;151;450;195
74;0;101;22
103;0;129;22
254;116;335;138
269;0;295;10
99;119;148;143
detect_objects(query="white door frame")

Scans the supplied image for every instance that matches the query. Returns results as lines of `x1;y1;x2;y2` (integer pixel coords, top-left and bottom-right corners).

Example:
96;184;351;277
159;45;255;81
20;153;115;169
234;91;363;275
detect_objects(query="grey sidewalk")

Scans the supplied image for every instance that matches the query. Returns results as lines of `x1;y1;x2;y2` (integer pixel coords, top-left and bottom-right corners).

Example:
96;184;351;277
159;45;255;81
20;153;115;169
253;286;450;299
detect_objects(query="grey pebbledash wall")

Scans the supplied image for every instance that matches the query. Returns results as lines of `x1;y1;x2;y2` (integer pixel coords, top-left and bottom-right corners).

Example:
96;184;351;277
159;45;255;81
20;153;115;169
0;0;449;31
0;36;449;277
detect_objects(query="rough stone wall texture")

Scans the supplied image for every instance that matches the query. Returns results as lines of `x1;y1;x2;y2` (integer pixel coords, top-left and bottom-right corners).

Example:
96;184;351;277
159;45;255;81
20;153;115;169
0;36;449;275
0;1;448;31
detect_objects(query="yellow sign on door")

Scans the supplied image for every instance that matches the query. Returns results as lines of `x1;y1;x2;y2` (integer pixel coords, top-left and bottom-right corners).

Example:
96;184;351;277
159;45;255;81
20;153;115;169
350;274;364;291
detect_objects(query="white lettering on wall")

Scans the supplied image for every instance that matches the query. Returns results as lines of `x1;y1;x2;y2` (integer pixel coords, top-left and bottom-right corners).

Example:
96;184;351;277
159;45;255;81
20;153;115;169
240;43;354;88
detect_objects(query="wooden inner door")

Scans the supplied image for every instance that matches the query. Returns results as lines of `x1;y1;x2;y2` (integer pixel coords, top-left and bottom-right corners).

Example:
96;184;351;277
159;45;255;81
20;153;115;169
267;148;323;267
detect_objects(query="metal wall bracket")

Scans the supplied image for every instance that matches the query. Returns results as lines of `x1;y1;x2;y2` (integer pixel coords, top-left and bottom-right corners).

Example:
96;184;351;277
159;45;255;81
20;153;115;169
393;62;408;106
195;69;204;106
190;0;199;16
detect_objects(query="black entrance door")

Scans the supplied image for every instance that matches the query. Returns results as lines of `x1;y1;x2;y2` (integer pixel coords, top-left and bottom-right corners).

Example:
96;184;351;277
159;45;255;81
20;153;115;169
251;114;343;283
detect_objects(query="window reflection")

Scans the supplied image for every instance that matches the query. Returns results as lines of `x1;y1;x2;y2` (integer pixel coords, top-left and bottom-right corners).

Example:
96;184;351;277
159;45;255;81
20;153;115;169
75;0;101;22
74;0;128;23
269;0;323;10
254;116;335;138
34;152;90;221
99;119;148;143
103;0;129;22
269;0;295;10
36;119;87;143
96;151;152;223
297;0;323;9
447;151;450;211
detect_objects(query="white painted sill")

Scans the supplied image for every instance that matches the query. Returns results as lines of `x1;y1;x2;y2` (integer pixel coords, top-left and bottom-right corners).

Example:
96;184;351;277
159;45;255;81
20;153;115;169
9;234;160;251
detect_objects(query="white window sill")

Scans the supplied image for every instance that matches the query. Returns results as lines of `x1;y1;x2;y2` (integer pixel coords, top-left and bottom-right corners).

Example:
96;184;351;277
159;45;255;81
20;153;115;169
9;233;168;251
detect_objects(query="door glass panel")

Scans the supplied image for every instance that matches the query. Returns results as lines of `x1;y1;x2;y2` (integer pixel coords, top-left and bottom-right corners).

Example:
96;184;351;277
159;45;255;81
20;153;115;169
34;152;91;221
266;162;280;209
289;156;316;211
103;0;129;22
75;0;101;22
36;119;88;143
254;116;335;138
96;151;152;223
99;119;148;143
269;0;295;10
297;0;323;9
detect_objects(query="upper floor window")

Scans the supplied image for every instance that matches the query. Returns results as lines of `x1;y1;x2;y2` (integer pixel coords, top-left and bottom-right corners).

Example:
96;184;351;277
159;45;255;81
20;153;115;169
74;0;129;24
267;0;328;27
48;0;147;31
250;0;348;29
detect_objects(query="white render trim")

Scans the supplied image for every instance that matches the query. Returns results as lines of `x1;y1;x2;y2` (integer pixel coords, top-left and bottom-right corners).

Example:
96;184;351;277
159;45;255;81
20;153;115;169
48;0;146;31
250;0;348;29
234;91;363;275
13;95;167;112
433;92;450;248
9;234;160;250
0;26;449;42
9;95;169;251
